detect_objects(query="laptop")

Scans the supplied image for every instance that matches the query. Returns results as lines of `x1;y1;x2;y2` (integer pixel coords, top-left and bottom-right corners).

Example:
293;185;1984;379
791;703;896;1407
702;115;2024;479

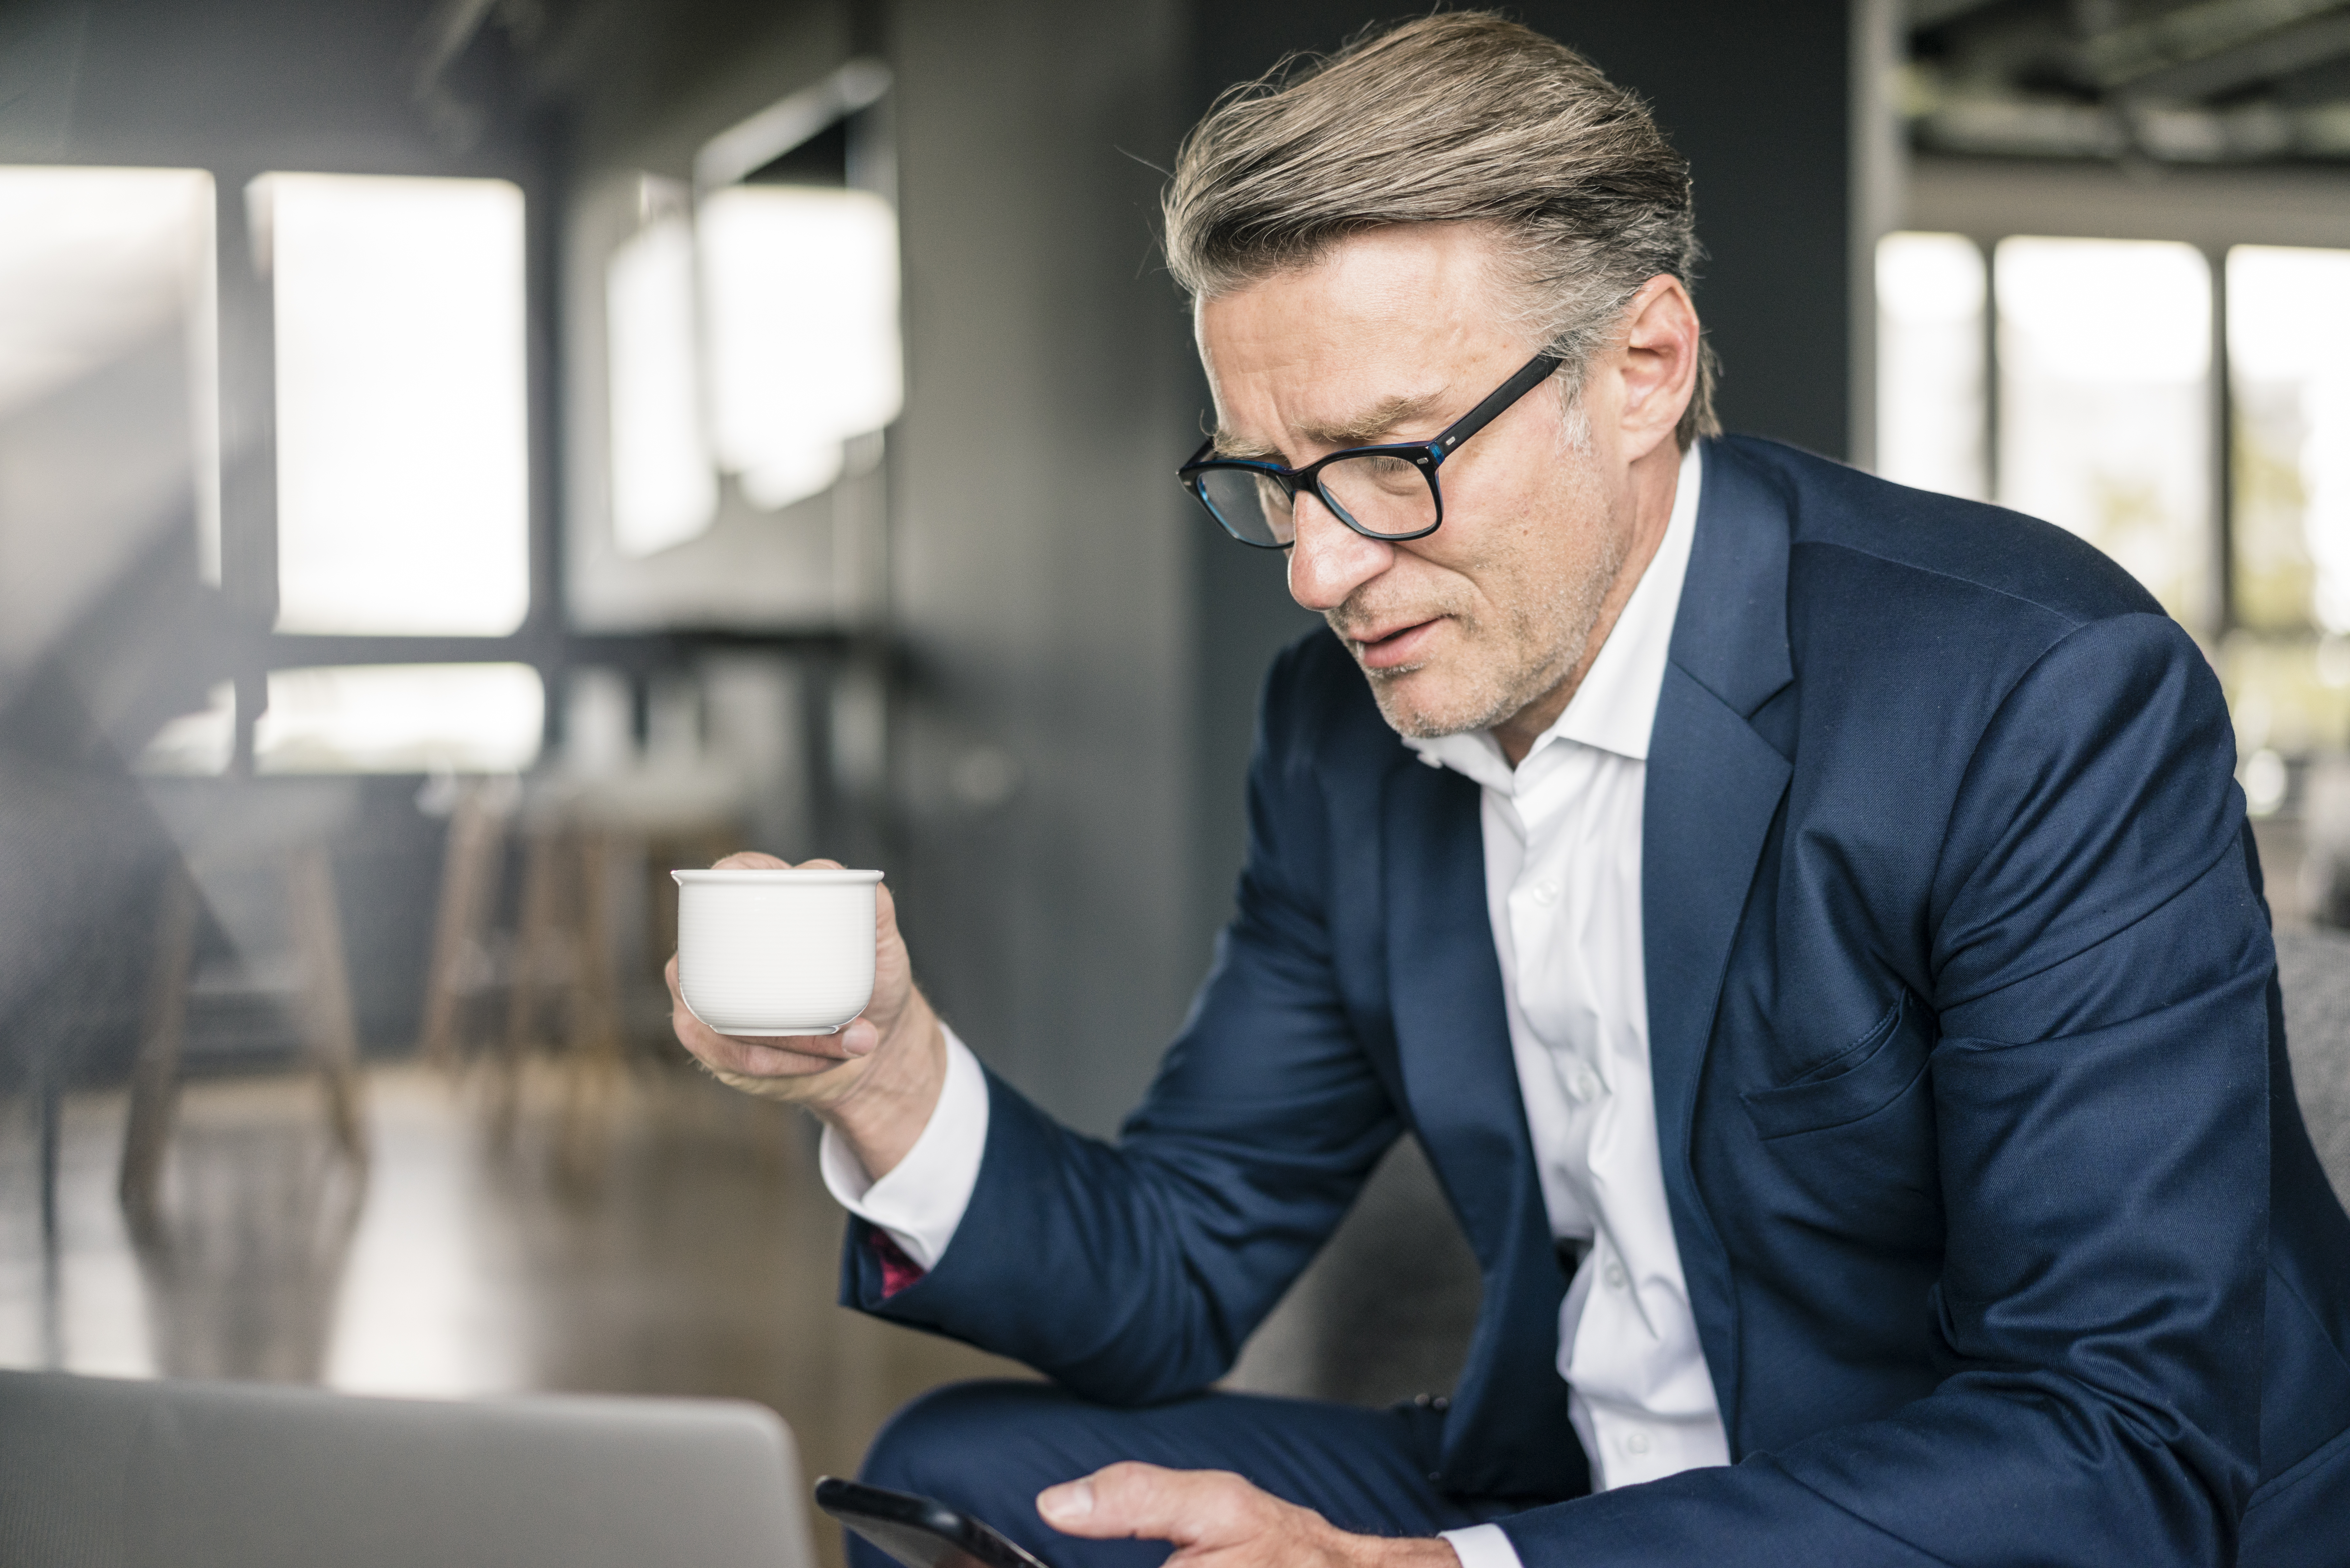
0;1368;817;1568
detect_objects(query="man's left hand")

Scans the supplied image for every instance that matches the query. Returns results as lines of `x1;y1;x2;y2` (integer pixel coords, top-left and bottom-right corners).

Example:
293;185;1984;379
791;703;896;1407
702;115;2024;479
1036;1464;1459;1568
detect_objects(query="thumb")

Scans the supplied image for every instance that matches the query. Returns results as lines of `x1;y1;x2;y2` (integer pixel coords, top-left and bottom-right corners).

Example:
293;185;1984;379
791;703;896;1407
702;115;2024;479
1036;1464;1261;1547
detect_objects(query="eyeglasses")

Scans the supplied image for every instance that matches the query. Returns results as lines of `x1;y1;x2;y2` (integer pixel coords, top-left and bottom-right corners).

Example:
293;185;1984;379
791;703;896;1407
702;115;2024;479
1178;348;1564;548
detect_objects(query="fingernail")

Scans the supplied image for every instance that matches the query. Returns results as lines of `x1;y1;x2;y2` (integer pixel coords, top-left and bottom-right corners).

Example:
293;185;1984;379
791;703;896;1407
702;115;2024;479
1037;1480;1093;1524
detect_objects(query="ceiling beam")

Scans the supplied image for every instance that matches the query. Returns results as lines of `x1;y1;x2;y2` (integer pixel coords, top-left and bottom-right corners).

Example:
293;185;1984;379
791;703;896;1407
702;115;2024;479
2119;9;2350;98
2084;0;2350;89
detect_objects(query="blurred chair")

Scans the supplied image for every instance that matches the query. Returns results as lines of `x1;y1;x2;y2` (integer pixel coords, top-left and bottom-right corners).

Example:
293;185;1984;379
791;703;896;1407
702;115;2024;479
121;785;371;1225
0;648;223;1285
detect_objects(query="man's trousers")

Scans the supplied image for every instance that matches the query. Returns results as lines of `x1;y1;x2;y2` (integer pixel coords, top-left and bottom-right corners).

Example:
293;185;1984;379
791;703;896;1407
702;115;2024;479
850;1381;1550;1568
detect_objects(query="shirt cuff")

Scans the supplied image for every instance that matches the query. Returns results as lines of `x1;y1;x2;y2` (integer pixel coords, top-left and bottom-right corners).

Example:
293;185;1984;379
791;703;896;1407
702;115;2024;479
817;1022;989;1271
1439;1524;1523;1568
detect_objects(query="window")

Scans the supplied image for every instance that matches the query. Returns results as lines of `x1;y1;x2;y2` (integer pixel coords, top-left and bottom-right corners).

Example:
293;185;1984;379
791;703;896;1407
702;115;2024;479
1995;237;2212;628
256;172;529;636
602;174;904;548
605;194;714;558
590;61;902;609
1876;229;2350;813
697;183;901;513
2230;246;2350;639
1875;232;1987;504
0;164;217;617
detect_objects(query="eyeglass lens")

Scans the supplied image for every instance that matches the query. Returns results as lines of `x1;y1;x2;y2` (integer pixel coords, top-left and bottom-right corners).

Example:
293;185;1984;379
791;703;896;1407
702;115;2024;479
1194;453;1436;547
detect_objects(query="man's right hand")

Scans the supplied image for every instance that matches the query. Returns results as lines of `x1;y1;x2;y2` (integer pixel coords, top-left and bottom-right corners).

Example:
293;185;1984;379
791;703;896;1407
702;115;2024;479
667;852;947;1179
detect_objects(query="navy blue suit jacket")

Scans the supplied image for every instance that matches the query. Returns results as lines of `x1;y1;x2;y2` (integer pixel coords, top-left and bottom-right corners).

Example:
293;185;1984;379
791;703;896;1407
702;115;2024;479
849;437;2350;1565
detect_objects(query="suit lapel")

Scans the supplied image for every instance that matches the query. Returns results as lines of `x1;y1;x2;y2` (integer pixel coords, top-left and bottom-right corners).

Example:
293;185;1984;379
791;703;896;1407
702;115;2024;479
1383;756;1528;1255
1384;753;1582;1497
1643;439;1796;1440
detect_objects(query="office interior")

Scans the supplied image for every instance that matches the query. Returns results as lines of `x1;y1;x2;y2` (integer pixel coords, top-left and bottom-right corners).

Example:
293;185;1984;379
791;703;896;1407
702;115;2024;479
1;0;2346;1558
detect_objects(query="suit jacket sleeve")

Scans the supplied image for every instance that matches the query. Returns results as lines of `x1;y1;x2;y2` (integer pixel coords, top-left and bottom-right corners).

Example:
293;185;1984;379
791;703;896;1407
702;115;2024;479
1501;611;2270;1565
838;638;1403;1405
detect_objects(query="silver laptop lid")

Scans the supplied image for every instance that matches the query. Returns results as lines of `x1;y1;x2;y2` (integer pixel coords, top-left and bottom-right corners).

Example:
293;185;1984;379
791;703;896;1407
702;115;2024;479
0;1368;815;1568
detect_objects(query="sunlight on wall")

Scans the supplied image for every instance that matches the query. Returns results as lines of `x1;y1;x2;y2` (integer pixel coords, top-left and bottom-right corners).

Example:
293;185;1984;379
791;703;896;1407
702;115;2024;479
254;663;543;774
1996;237;2212;626
260;173;529;635
606;208;716;557
697;185;901;512
1875;232;1987;502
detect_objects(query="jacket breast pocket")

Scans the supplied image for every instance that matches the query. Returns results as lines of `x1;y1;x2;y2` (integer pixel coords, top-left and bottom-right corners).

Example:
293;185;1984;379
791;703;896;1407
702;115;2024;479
1742;991;1935;1141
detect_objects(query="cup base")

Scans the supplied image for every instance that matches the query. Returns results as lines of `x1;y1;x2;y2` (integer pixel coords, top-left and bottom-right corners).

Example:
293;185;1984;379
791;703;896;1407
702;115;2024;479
718;1024;846;1037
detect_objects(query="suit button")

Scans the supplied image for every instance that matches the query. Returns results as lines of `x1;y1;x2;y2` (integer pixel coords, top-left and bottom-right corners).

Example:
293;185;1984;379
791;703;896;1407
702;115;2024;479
1432;1396;1449;1411
1414;1393;1432;1406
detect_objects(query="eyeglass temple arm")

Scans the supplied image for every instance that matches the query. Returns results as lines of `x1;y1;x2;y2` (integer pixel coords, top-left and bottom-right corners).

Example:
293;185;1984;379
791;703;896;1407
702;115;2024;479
1181;347;1561;474
1429;349;1565;460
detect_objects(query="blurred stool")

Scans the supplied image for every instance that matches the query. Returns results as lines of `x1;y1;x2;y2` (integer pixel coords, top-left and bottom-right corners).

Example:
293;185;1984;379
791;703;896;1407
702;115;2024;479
421;765;744;1180
416;774;519;1073
497;812;630;1174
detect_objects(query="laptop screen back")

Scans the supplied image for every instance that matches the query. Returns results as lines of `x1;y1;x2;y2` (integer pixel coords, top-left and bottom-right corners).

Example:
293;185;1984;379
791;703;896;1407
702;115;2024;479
0;1368;814;1568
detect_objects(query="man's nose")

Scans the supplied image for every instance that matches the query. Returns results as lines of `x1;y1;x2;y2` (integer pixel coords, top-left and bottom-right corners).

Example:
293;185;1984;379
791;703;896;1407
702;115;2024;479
1285;490;1393;613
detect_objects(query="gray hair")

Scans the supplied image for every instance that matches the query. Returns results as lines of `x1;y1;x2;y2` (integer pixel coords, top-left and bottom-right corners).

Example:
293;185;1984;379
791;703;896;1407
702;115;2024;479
1164;11;1719;449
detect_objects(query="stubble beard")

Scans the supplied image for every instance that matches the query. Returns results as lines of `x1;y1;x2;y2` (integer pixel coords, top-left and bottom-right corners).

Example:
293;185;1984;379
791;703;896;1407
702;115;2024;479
1333;423;1627;742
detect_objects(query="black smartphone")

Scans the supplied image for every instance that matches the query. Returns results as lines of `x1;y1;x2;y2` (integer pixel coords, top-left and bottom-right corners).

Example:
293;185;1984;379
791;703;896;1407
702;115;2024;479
814;1477;1054;1568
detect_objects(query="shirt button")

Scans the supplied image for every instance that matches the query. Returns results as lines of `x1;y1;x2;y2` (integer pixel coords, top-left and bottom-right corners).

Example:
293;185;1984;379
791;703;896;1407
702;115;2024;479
1604;1261;1627;1289
1529;878;1561;907
1623;1431;1651;1456
1572;1067;1600;1100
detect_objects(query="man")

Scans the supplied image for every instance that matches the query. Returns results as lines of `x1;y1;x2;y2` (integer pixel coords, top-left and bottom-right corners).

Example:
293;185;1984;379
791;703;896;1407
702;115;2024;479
673;15;2350;1567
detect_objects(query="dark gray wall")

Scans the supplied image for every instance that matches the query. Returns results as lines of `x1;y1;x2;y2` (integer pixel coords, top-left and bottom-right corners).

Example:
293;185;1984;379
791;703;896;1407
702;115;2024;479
1519;3;1855;458
881;0;1198;1137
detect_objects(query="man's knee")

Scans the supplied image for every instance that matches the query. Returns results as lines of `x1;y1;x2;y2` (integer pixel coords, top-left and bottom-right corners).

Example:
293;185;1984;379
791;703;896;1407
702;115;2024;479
853;1382;1178;1568
860;1379;1060;1499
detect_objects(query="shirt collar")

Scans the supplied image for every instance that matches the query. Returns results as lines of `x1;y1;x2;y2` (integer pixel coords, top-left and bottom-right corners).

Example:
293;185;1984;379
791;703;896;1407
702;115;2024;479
1407;439;1703;790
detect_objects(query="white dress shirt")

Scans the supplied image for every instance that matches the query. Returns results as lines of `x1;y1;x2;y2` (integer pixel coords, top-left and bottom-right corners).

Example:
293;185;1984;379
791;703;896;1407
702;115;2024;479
823;442;1722;1565
1425;440;1722;1568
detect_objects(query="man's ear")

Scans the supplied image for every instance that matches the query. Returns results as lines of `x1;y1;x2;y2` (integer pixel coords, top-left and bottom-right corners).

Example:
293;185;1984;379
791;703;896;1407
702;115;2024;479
1613;274;1700;462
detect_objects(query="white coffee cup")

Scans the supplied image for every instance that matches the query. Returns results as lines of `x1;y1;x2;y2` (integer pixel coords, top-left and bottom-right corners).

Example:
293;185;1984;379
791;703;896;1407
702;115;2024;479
671;867;885;1036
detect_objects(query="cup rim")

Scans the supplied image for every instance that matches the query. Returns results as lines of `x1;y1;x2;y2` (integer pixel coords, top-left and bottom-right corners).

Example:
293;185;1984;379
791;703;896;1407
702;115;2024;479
671;867;884;886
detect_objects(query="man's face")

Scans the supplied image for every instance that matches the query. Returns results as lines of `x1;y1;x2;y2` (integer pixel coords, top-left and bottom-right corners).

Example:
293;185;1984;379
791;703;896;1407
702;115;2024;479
1196;224;1642;740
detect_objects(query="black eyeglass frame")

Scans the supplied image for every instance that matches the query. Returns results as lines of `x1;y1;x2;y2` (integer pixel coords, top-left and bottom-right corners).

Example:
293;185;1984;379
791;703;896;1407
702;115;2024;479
1178;347;1566;548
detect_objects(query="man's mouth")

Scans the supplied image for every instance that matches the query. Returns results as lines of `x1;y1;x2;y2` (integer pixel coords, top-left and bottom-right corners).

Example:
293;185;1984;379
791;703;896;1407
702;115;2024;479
1350;617;1443;671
